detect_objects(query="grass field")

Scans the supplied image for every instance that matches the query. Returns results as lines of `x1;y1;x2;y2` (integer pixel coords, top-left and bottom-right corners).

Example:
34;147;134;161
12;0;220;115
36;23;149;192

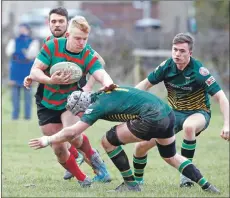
2;88;229;197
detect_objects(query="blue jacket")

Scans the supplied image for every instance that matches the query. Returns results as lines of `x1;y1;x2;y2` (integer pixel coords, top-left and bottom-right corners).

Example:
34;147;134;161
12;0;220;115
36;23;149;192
10;35;34;85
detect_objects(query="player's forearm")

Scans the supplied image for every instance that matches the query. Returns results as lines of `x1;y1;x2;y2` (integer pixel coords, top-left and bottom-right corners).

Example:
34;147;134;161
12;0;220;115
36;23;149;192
30;68;51;84
135;78;152;91
93;69;113;87
48;125;80;144
219;95;229;126
83;75;96;91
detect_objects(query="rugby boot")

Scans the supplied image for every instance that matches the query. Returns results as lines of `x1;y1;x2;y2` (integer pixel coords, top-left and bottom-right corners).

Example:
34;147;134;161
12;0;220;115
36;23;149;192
135;178;144;185
202;184;220;194
91;149;112;183
180;174;194;187
108;182;141;192
78;176;92;188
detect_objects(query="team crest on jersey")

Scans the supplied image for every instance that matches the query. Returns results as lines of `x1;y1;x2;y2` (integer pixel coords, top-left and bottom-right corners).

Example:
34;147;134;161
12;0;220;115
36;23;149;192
85;109;93;114
205;76;216;86
199;67;210;76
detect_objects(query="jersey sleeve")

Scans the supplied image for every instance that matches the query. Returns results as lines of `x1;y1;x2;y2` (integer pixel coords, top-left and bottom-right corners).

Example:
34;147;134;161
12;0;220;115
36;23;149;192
84;49;103;75
86;44;95;54
197;67;222;96
80;103;104;125
147;60;168;85
36;40;55;67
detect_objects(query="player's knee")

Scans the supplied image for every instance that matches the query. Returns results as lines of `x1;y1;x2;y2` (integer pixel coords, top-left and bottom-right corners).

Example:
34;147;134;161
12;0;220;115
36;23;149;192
156;141;176;159
105;126;124;147
101;135;110;150
183;124;196;136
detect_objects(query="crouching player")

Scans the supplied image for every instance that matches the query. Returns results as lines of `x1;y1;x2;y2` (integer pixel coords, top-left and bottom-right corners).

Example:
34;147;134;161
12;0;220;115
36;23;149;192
29;86;220;193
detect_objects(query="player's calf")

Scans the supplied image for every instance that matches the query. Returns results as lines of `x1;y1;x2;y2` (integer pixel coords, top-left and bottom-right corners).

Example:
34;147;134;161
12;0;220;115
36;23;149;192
156;140;220;193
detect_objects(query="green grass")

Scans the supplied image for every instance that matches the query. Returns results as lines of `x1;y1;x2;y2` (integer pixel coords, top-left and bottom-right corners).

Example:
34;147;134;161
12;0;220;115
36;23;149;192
2;88;229;197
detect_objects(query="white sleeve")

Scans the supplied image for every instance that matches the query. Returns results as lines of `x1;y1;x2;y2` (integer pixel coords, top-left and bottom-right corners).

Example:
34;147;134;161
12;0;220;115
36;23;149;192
25;39;40;60
5;39;15;57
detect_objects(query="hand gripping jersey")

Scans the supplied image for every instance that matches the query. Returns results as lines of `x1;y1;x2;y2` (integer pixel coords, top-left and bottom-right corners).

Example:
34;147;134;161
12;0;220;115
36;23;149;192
147;57;221;112
81;86;172;125
37;37;103;110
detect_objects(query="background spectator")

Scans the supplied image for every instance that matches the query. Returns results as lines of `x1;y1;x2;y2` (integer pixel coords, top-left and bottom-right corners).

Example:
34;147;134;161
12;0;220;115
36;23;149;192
5;23;40;120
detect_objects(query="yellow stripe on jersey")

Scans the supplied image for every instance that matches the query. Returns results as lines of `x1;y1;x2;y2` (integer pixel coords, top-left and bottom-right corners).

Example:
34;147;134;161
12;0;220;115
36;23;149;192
167;87;209;112
104;114;138;122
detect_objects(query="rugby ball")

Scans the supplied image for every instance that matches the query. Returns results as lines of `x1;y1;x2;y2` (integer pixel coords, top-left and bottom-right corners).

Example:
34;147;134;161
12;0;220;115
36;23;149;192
50;62;83;84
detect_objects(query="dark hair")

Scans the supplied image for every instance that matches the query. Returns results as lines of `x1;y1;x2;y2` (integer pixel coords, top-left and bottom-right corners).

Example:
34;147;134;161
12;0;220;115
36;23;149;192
49;7;68;20
172;33;194;51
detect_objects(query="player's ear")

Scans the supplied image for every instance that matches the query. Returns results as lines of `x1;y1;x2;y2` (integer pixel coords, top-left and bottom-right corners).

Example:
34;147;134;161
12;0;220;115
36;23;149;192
65;32;69;38
189;51;192;56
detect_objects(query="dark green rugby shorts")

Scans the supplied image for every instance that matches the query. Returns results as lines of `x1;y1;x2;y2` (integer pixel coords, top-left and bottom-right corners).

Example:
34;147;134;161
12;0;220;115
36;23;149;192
173;109;211;136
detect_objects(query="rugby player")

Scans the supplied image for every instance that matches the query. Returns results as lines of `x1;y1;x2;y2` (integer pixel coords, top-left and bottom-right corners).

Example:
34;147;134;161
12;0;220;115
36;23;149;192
28;86;220;193
132;32;229;187
26;15;113;187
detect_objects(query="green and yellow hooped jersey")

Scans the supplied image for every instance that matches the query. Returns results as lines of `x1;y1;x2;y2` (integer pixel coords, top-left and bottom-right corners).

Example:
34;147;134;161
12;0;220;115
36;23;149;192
148;57;221;112
37;37;103;110
81;86;172;125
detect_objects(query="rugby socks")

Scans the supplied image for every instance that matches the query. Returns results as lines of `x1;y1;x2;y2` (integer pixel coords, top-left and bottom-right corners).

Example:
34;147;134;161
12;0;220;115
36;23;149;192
133;155;147;182
181;139;196;161
68;145;79;159
178;160;211;190
78;134;95;160
107;146;137;186
60;154;86;181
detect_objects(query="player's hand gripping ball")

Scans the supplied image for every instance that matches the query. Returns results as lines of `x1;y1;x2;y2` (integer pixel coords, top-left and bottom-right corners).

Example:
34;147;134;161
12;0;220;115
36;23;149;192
50;62;83;84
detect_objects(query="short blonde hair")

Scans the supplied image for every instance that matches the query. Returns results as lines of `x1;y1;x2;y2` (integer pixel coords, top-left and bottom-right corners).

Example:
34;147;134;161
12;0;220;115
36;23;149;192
67;16;91;33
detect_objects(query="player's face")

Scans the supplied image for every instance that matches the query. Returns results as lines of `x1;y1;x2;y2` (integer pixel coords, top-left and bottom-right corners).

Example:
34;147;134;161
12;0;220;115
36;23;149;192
172;43;192;66
49;13;68;38
66;28;89;52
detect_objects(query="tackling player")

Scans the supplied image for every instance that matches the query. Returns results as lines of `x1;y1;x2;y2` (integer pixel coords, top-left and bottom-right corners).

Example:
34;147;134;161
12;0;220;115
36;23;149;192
28;86;220;193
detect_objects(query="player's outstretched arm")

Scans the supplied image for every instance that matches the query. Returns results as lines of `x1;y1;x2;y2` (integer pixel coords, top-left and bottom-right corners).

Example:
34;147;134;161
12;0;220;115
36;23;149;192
28;121;90;149
135;78;153;91
92;69;118;92
212;90;230;141
82;75;96;92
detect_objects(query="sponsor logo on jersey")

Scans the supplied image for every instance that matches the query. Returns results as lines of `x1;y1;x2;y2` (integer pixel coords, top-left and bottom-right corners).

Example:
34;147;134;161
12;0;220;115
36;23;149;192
205;76;216;86
166;82;192;91
85;109;93;114
199;67;210;76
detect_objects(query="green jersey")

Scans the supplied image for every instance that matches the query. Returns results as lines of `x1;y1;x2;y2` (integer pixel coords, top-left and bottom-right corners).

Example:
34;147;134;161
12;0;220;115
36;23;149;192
148;57;221;112
43;35;95;54
43;35;55;43
81;86;172;125
37;37;103;110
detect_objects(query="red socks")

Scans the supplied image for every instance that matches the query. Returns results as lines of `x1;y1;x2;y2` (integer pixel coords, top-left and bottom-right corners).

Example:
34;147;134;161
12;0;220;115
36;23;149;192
68;145;79;159
61;154;86;181
78;134;95;160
